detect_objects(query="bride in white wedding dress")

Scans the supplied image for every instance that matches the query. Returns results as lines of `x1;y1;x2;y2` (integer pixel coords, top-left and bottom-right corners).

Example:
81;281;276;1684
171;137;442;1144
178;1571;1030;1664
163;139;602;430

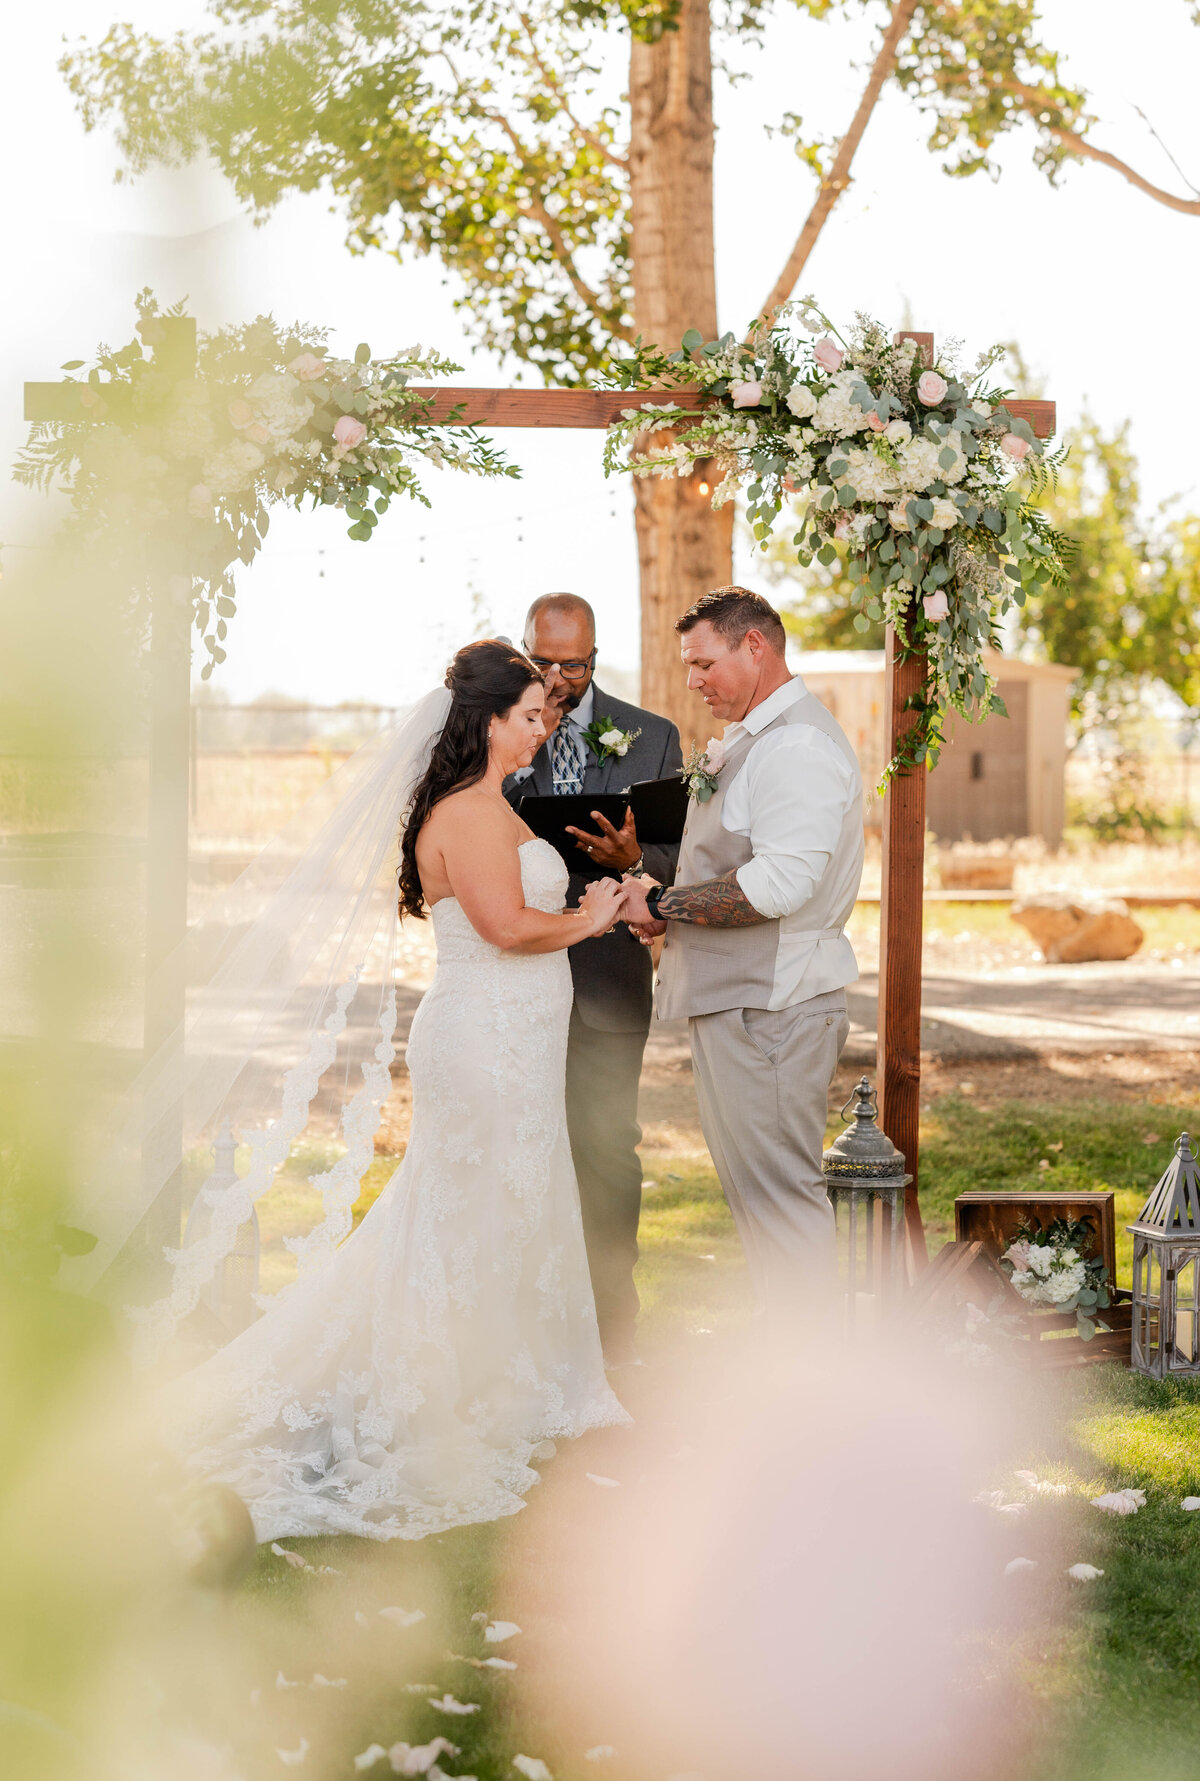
170;641;631;1541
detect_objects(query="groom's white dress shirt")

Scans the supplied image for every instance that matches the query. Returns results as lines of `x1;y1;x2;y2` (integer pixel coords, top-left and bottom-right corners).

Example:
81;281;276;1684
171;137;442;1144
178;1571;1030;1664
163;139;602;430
715;676;862;1008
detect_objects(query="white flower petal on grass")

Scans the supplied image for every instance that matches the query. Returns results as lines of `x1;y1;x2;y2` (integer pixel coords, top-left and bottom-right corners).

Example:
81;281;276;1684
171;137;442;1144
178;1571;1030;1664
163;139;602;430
388;1739;460;1776
428;1694;480;1715
379;1606;426;1628
355;1610;371;1627
1183;1497;1200;1511
1067;1564;1105;1582
484;1620;521;1643
354;1746;388;1772
586;1474;621;1489
584;1748;617;1762
1005;1558;1037;1575
272;1543;308;1570
276;1672;302;1690
403;1683;438;1695
974;1489;1027;1515
277;1739;310;1766
450;1652;518;1671
1091;1489;1146;1516
311;1673;347;1689
513;1759;554;1781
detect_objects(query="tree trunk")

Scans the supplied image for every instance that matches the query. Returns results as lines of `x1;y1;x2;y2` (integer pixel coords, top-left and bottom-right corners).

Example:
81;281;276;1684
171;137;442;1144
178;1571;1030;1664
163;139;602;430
628;0;732;742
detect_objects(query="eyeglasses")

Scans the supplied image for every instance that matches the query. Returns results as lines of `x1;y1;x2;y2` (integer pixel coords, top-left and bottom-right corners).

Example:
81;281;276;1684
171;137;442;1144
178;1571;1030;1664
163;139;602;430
525;648;596;682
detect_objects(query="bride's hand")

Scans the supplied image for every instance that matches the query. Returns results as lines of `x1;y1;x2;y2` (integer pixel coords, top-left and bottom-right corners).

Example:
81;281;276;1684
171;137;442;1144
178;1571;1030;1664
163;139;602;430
578;875;626;937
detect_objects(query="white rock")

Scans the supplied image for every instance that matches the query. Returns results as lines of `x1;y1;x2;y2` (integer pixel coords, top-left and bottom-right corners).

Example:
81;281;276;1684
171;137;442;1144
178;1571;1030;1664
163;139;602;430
1184;1497;1200;1511
1067;1563;1105;1581
1005;1557;1037;1575
513;1760;554;1781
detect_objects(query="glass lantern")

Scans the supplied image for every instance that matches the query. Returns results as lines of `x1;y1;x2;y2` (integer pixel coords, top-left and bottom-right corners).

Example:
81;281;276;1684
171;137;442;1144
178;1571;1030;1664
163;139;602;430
1128;1133;1200;1378
822;1076;912;1330
182;1120;260;1337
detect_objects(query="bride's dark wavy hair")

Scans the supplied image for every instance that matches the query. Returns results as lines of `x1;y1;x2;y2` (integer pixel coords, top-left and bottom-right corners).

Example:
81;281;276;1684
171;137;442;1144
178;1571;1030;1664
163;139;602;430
398;639;543;919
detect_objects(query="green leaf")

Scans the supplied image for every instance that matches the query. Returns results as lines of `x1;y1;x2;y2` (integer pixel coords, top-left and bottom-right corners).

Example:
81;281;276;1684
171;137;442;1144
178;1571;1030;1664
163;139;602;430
938;447;956;469
60;360;85;371
681;328;704;352
347;521;372;541
983;508;1003;533
818;544;837;566
853;613;871;633
355;342;371;364
837;486;856;507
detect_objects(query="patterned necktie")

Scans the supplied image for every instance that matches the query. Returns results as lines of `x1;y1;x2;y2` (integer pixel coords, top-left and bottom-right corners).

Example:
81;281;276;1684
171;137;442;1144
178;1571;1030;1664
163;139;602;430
551;722;585;795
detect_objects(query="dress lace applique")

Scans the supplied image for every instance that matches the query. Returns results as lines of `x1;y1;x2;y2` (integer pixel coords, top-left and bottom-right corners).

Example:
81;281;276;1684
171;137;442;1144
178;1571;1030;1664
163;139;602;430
167;839;629;1542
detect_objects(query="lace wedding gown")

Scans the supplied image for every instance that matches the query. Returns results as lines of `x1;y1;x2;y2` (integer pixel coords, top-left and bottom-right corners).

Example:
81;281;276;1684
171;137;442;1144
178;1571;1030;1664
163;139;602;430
171;838;629;1541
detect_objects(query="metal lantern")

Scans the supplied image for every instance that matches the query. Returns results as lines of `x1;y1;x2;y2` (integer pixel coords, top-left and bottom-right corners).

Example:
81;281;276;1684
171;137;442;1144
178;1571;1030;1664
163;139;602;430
822;1076;912;1327
1129;1133;1200;1378
182;1120;260;1336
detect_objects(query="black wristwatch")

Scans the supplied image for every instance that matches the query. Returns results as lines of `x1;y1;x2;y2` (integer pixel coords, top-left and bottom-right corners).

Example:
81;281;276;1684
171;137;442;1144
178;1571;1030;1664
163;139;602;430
644;884;666;920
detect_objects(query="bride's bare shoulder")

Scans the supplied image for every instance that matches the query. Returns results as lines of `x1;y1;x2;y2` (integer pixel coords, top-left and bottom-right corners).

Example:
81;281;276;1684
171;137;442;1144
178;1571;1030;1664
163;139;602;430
424;787;514;844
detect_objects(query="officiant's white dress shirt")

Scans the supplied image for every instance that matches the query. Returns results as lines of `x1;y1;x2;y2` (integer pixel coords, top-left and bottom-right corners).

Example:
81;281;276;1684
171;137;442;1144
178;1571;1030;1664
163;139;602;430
718;676;863;1005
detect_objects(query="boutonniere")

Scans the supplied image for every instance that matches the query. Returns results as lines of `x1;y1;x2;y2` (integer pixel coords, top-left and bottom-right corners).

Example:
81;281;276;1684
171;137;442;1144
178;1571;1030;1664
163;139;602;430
581;714;641;764
683;737;727;803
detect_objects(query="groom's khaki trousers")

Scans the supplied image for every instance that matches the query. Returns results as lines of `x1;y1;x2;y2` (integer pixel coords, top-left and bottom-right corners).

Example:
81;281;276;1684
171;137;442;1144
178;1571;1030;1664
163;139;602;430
688;988;849;1310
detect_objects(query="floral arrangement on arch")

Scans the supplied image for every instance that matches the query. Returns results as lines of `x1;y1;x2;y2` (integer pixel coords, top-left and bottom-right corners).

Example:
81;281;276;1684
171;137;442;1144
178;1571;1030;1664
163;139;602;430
16;292;517;678
603;300;1070;779
1001;1216;1111;1340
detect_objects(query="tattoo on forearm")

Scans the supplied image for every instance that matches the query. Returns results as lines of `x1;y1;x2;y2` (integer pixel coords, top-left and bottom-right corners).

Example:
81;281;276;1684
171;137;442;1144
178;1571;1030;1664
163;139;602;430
657;870;767;928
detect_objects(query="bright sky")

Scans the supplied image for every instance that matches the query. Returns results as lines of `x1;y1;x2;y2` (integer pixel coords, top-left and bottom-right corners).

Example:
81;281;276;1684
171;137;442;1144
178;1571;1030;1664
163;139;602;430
4;1;1198;707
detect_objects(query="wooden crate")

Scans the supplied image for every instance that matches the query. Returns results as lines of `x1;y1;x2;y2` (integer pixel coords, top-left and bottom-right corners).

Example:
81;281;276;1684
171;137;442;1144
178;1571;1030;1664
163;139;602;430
954;1191;1117;1284
950;1192;1129;1369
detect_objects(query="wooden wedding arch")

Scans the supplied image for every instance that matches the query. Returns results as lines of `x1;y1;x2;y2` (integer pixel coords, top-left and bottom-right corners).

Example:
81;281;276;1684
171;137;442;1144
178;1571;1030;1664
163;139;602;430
26;324;1054;1262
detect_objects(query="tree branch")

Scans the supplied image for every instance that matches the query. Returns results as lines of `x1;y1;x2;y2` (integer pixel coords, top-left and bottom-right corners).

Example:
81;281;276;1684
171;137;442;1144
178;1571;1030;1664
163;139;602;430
515;10;630;171
440;53;633;341
754;0;920;328
994;73;1200;217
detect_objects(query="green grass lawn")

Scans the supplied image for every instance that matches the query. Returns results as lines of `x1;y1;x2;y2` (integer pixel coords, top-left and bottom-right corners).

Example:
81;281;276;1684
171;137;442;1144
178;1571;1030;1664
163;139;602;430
230;1081;1200;1779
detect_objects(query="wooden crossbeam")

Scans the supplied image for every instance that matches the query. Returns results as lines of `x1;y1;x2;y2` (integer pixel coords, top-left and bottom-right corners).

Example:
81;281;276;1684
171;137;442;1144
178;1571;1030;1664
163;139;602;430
26;378;1055;438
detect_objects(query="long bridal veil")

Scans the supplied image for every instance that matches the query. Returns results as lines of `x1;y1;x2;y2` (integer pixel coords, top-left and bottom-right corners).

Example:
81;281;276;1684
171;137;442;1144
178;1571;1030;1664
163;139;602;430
68;686;452;1366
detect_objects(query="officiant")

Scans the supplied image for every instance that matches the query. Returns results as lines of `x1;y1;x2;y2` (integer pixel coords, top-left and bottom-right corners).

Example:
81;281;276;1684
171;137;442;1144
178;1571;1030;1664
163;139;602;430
506;593;682;1364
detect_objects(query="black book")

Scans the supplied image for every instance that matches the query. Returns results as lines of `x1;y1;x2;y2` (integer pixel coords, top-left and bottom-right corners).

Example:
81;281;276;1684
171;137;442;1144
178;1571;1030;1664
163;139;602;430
518;774;689;876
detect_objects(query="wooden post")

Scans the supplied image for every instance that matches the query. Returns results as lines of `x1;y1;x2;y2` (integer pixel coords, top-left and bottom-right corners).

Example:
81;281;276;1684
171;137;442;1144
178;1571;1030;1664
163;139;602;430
876;330;935;1264
878;613;929;1263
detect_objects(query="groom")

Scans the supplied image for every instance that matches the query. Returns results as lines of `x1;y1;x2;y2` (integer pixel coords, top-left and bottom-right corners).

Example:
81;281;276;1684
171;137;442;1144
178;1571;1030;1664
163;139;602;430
620;586;865;1311
507;593;682;1363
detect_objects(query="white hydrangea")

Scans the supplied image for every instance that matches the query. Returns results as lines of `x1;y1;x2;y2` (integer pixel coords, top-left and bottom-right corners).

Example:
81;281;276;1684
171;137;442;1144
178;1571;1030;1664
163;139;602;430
203;439;266;496
838;446;897;505
784;442;815;481
813;370;872;436
896;435;943;492
246;371;313;443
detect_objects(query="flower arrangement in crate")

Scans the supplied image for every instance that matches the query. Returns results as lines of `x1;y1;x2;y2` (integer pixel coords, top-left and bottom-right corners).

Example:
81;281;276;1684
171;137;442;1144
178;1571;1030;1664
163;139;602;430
16;292;517;678
603;299;1070;781
1001;1216;1112;1341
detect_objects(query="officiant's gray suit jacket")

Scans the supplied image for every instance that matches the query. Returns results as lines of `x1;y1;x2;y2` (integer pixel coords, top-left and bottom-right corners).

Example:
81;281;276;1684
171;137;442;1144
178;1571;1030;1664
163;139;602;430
505;686;683;1033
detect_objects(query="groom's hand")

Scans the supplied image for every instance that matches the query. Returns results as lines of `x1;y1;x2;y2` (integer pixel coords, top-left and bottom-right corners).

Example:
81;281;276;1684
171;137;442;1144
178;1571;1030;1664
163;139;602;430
619;874;666;941
565;807;641;872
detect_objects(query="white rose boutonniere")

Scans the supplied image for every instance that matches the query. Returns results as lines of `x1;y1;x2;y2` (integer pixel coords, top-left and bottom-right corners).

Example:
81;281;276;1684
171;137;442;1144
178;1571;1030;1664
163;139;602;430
683;737;726;803
581;714;642;764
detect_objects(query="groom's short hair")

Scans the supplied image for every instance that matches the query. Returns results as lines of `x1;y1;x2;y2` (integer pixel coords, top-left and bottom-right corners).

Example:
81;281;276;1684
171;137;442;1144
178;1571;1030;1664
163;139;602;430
675;586;787;654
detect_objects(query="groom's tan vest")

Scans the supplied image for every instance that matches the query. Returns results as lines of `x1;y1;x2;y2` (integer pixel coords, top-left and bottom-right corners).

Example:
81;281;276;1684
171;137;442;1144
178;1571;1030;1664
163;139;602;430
655;689;863;1022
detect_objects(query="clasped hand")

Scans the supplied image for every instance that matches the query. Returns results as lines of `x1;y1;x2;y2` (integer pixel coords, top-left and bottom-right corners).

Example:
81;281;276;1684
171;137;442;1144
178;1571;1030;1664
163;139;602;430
575;872;667;940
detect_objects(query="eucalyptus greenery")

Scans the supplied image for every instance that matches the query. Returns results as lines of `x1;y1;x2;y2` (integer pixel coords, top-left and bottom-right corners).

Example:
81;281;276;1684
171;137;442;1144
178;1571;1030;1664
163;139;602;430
16;293;517;678
604;299;1071;780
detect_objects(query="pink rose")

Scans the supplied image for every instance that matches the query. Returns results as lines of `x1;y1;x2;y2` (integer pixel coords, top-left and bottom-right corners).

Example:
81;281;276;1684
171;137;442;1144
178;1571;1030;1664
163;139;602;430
729;379;763;409
228;397;255;430
704;737;727;772
1001;431;1030;462
1005;1239;1033;1272
187;482;214;519
245;423;272;446
287;351;327;382
917;370;948;406
922;589;950;622
813;337;844;374
333;414;368;449
866;411;886;432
